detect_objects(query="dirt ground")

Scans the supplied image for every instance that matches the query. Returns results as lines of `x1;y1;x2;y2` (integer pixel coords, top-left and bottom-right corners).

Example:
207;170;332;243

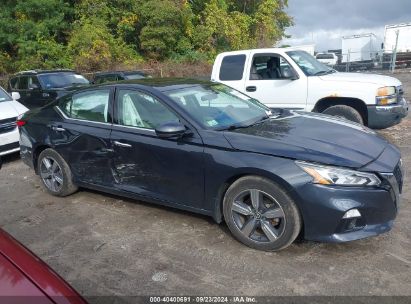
1;73;411;300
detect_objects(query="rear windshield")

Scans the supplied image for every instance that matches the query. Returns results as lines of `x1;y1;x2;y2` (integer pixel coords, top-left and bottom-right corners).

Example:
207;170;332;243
38;72;89;89
0;87;11;102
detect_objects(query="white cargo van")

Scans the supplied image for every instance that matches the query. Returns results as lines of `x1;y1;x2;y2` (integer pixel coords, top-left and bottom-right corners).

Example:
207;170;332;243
211;48;408;129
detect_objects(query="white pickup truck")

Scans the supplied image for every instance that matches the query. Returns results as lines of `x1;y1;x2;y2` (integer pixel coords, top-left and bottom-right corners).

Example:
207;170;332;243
211;48;408;129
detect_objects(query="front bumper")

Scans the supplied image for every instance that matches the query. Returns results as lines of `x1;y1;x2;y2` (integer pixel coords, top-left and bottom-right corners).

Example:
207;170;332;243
296;183;399;242
367;98;408;129
0;128;20;156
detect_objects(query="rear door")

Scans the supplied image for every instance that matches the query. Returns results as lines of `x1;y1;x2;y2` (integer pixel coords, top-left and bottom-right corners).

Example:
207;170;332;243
110;87;205;209
211;52;249;92
52;88;115;186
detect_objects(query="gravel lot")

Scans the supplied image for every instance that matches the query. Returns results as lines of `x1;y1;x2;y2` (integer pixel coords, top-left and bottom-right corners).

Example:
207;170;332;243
1;73;410;300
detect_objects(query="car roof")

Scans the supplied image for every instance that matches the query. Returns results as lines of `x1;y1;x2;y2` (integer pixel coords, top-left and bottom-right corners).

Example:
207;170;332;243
95;78;214;92
13;69;77;76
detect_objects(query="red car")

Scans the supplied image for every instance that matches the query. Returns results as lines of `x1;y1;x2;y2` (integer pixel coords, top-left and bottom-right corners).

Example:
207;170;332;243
0;227;87;304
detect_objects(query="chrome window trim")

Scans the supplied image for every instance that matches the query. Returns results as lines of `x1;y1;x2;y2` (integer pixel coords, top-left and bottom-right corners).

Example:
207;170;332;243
54;106;112;126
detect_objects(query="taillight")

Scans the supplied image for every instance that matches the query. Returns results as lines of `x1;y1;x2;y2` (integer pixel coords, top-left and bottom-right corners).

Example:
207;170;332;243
16;114;26;127
16;120;26;127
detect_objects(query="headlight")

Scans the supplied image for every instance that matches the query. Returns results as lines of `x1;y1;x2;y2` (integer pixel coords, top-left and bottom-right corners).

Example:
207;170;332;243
376;86;397;105
296;161;381;186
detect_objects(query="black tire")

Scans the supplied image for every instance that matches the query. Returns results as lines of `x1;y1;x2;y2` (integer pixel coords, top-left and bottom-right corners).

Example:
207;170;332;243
223;176;301;251
322;105;364;124
37;148;78;197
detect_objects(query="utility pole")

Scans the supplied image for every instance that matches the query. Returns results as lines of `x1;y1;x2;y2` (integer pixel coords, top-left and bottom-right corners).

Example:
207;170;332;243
391;30;400;73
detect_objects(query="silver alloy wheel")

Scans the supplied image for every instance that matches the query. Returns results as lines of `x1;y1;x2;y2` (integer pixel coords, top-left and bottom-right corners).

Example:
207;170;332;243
231;189;286;243
40;156;64;193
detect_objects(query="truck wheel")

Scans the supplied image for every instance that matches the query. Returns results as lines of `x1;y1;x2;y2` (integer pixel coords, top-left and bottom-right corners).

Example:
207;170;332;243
322;105;364;125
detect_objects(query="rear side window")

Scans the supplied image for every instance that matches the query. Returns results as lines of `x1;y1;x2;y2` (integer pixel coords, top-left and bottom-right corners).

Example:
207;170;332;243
219;55;246;81
59;89;111;123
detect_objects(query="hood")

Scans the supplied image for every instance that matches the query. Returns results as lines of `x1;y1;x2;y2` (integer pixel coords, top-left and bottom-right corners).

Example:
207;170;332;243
223;111;389;168
0;100;28;120
319;72;401;87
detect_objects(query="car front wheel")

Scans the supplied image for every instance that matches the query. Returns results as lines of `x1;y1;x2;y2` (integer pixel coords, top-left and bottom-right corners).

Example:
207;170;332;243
223;176;301;251
37;148;78;197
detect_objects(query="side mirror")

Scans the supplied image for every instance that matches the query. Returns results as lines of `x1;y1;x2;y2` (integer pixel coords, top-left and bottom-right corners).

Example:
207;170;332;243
282;68;299;80
155;122;187;139
11;92;21;100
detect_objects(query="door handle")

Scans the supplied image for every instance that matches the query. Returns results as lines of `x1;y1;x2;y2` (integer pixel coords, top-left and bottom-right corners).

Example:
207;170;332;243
113;141;132;148
246;86;257;92
52;126;66;132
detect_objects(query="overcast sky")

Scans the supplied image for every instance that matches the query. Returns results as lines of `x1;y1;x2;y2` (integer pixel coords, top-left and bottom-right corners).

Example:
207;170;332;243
280;0;411;51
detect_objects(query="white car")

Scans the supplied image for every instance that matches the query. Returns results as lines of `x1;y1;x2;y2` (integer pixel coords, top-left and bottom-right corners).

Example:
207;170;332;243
316;53;338;66
211;48;408;129
0;88;28;156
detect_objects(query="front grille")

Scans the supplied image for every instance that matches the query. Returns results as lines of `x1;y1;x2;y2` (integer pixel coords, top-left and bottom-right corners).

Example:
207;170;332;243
394;162;403;194
0;116;17;135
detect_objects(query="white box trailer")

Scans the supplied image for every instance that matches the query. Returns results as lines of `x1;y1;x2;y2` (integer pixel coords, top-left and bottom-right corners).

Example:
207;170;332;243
341;33;381;63
384;23;411;53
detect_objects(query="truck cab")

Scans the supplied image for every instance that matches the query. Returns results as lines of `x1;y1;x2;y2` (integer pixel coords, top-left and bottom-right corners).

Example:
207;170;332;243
211;48;408;129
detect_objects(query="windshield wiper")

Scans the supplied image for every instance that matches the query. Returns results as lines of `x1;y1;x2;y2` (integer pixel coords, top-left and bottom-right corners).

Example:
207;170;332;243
219;115;273;131
314;70;335;76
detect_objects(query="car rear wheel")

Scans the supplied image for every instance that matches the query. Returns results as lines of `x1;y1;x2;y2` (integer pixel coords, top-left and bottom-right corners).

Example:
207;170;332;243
322;105;364;124
38;149;78;197
223;176;301;251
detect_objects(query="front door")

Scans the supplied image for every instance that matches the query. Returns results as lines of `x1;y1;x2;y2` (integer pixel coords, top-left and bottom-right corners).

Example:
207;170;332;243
244;54;308;109
110;88;205;209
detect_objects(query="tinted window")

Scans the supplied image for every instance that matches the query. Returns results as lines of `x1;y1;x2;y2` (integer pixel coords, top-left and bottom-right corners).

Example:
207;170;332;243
95;75;118;84
219;55;246;81
38;72;89;89
18;76;29;90
61;90;110;123
9;77;18;90
124;73;145;80
117;90;179;129
28;76;41;89
316;54;334;59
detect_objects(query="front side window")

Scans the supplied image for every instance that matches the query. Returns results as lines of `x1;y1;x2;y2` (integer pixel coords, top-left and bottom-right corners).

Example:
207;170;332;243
250;55;295;80
38;72;89;89
117;90;179;129
219;55;246;81
287;50;334;76
165;84;270;130
60;89;110;123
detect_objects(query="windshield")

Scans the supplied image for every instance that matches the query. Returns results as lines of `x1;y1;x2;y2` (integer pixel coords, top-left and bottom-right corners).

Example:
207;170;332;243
287;51;335;76
124;73;146;80
38;72;89;89
0;87;11;102
164;84;271;130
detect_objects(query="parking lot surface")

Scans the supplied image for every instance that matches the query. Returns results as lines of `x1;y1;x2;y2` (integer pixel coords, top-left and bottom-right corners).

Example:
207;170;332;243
1;73;410;299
